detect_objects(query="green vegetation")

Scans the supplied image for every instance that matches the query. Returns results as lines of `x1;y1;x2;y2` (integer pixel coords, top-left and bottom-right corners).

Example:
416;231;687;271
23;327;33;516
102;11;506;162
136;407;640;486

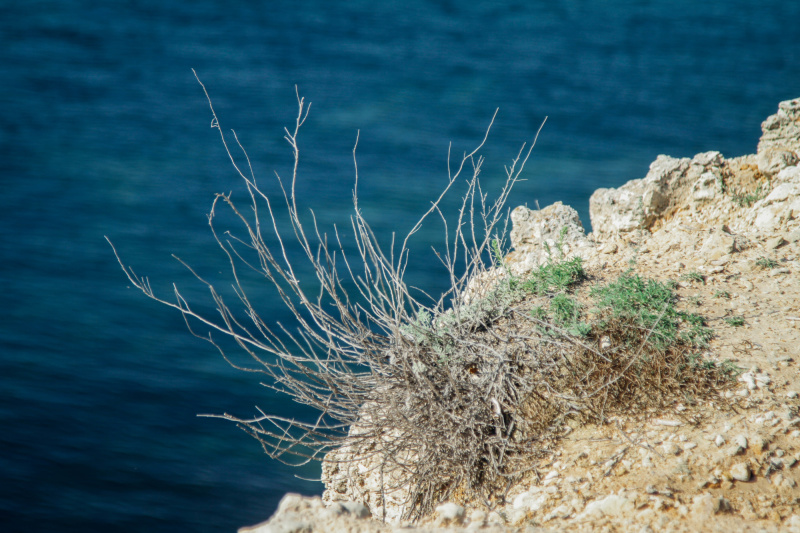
756;256;779;269
590;271;712;350
731;183;769;207
520;256;585;295
681;271;706;284
719;359;745;378
724;316;745;327
713;290;731;299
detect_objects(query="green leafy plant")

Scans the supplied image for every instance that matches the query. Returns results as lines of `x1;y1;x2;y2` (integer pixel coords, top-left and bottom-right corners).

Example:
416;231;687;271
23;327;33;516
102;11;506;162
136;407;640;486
548;294;591;337
731;182;769;207
756;256;779;269
724;316;745;327
590;271;713;350
681;271;706;284
719;359;744;378
520;256;585;295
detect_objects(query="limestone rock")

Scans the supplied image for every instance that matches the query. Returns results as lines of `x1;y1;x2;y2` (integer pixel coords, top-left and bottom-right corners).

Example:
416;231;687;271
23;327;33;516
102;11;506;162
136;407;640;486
434;502;465;526
589;152;724;236
690;493;723;518
750;178;800;233
265;95;800;533
321;406;414;524
577;494;635;519
506;201;594;273
239;494;381;533
757;97;800;176
699;228;737;260
730;463;751;482
589;155;687;235
512;489;549;512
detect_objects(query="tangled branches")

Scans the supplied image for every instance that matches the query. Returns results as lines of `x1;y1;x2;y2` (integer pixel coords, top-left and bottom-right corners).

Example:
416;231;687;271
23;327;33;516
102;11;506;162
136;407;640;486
108;72;548;521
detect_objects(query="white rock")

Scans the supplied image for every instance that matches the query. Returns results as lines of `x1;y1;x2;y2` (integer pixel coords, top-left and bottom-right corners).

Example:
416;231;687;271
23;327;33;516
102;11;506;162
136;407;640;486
340;501;370;518
466;509;486;528
589;155;692;235
512;490;548;512
691;493;721;517
730;463;751;482
739;372;757;390
507;202;594;273
757;98;800;173
776;165;800;185
661;442;681;455
725;445;744;457
714;435;726;447
435;502;465;525
578;494;635;518
691;172;719;202
600;336;612;350
757;150;799;176
755;374;772;387
246;519;311;533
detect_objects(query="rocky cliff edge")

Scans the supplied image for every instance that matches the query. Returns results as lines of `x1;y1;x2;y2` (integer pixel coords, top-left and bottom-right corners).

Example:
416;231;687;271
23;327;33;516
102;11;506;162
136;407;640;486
242;98;800;533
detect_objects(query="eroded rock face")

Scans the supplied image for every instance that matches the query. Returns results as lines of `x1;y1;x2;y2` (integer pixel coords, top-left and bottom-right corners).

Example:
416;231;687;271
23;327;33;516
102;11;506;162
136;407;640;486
239;493;382;533
320;406;414;524
757;98;800;176
506;201;594;273
589;151;725;237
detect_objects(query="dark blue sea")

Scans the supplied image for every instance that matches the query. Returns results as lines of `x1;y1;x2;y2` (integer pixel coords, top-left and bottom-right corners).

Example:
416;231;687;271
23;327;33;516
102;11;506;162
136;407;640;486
2;1;798;530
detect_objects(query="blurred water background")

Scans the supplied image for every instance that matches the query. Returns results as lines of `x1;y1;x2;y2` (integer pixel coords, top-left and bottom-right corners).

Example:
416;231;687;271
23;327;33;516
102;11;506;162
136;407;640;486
1;1;799;530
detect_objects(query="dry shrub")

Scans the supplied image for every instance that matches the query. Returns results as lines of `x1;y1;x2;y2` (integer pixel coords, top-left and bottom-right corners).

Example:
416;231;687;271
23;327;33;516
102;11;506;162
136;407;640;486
108;74;733;523
108;73;550;521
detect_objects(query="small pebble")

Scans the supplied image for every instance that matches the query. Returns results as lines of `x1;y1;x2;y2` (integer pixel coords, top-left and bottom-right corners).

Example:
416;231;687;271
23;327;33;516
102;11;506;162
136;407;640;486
661;442;681;455
714;435;726;447
435;502;465;524
750;435;768;453
730;463;751;482
726;445;744;457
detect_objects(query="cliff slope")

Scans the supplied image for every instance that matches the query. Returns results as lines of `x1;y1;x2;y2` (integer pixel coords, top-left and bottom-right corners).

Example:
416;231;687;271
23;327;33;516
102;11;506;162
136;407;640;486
243;98;800;533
